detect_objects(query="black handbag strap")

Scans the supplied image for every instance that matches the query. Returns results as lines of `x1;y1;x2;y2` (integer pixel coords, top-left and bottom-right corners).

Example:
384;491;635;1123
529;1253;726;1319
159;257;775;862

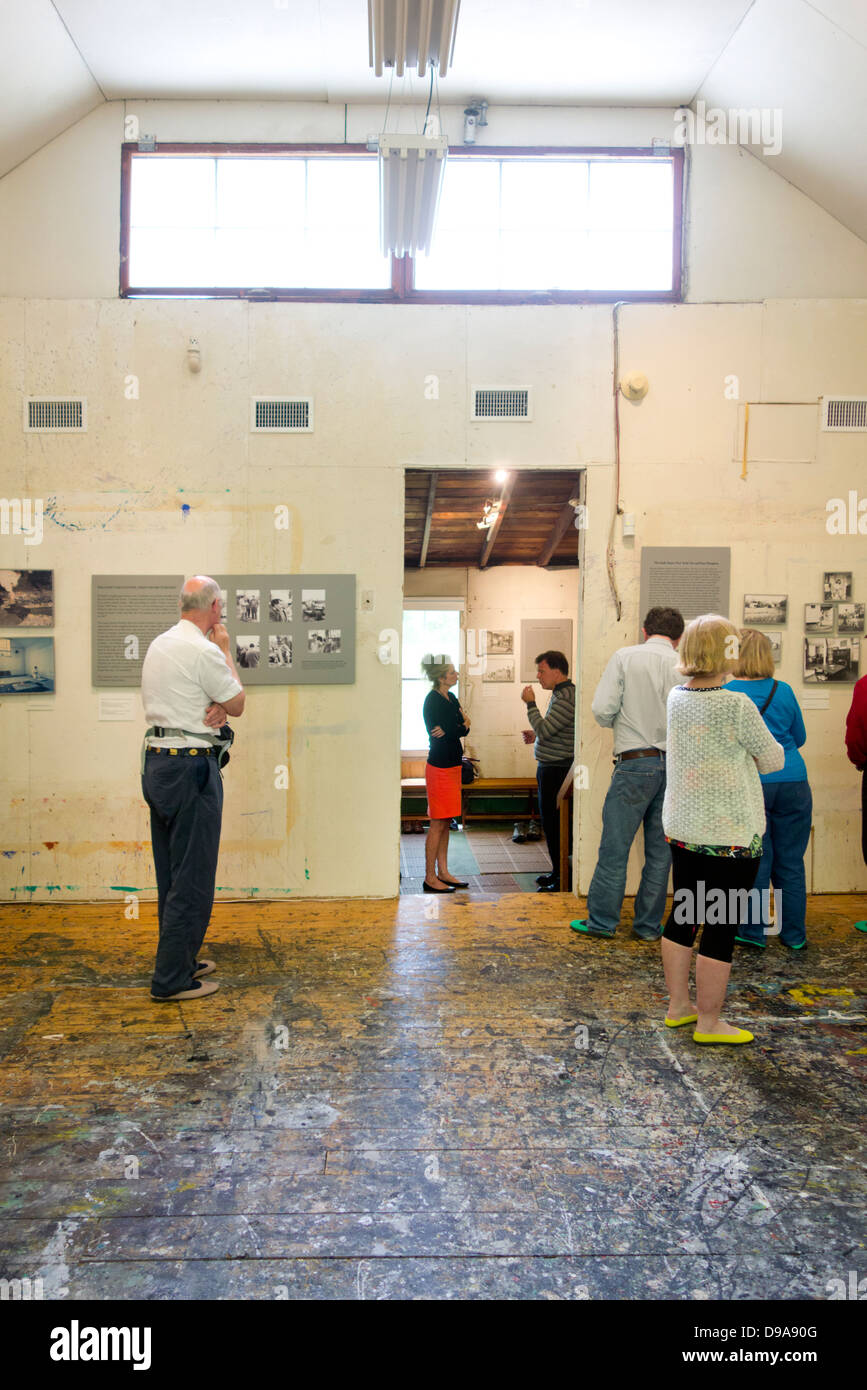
759;680;779;715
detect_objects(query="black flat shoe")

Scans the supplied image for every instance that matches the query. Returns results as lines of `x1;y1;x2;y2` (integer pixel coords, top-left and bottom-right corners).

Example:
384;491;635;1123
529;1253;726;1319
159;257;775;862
536;881;560;892
536;872;555;885
440;879;469;888
423;881;456;893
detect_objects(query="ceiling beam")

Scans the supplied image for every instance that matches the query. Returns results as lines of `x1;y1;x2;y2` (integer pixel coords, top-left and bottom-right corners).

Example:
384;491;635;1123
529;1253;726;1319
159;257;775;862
535;476;583;566
478;475;514;569
418;471;438;568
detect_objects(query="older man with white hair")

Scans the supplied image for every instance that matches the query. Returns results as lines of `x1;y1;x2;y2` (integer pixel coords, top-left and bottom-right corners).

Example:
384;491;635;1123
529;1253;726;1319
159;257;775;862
141;576;245;1002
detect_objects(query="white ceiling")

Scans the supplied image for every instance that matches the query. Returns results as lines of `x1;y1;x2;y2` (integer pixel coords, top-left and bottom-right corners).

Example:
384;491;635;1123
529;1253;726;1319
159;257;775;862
1;0;865;240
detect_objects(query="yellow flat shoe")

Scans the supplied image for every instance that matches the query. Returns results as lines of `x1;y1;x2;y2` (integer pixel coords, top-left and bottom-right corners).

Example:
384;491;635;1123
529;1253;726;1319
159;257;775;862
664;1013;698;1028
693;1028;754;1045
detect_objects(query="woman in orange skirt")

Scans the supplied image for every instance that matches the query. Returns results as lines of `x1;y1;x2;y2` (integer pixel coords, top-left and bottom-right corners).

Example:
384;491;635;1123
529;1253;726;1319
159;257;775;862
421;655;471;892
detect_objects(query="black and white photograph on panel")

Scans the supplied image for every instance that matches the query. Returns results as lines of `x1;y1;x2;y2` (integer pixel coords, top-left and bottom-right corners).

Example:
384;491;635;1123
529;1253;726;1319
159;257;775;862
307;628;326;654
0;635;55;692
767;631;782;664
743;593;788;625
302;588;326;622
269;589;293;623
824;571;852;602
0;569;54;626
323;628;341;654
486;630;514;655
236;589;260;623
236;636;260;669
269;634;293;666
837;602;865;633
804;636;860;683
219;588;228;620
482;658;515;683
805;602;834;633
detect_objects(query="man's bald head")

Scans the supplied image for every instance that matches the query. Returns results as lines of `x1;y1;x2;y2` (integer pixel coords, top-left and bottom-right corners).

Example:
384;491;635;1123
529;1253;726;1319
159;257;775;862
180;576;221;613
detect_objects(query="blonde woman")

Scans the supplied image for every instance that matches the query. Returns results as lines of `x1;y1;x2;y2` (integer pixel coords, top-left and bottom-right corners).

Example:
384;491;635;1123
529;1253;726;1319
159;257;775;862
661;615;784;1044
421;655;470;893
728;629;812;950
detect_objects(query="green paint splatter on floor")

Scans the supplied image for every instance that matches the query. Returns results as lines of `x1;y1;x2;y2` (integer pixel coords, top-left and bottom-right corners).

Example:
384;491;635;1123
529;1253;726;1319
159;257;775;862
110;886;139;892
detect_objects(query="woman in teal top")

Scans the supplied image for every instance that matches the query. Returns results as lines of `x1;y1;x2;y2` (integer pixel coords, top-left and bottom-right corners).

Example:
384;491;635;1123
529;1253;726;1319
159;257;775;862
727;629;811;949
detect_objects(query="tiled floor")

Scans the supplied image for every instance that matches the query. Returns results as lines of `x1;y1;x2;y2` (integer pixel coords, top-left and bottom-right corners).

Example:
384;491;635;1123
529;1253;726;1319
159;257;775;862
400;825;553;894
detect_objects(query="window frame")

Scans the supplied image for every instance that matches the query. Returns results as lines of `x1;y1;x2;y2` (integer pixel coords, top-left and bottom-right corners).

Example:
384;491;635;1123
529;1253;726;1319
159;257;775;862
120;142;684;304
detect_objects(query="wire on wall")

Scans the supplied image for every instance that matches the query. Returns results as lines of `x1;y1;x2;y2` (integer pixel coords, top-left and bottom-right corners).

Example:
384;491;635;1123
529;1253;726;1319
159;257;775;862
608;301;627;622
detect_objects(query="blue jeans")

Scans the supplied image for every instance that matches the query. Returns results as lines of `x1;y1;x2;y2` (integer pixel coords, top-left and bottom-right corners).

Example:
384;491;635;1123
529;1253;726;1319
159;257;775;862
740;780;812;947
586;756;670;937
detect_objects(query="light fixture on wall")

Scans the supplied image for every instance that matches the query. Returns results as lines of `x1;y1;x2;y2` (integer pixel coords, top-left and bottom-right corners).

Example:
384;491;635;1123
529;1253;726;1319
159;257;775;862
368;0;461;77
379;134;448;257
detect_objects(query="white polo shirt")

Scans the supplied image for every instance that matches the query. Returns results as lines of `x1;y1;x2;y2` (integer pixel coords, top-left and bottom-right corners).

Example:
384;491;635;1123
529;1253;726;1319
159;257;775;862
142;620;243;748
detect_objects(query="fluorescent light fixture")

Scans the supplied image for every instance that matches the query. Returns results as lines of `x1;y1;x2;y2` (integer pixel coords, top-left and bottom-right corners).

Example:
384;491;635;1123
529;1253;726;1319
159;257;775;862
379;134;448;257
368;0;461;78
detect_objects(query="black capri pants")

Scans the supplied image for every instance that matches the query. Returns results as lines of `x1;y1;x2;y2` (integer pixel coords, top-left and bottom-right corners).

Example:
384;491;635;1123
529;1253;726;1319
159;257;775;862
662;844;762;964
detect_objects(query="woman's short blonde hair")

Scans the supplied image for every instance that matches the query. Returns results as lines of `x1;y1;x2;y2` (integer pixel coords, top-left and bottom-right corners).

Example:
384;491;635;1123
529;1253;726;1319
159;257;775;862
677;614;741;677
420;653;453;686
733;628;775;679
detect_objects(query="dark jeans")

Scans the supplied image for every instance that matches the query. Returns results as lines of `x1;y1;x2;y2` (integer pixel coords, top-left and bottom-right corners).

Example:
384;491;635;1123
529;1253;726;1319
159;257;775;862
663;846;761;963
142;752;223;996
536;762;573;886
739;781;812;948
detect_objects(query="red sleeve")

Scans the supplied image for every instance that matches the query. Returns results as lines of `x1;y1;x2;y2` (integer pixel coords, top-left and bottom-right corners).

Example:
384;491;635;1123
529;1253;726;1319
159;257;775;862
845;676;867;768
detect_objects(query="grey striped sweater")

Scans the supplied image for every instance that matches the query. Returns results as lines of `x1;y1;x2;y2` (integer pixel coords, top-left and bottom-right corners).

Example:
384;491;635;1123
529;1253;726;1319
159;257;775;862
527;680;576;765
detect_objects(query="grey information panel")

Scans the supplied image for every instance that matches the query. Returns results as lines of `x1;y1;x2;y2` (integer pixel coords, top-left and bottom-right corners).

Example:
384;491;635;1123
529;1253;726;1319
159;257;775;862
639;547;731;631
92;574;356;686
219;573;355;685
92;575;183;687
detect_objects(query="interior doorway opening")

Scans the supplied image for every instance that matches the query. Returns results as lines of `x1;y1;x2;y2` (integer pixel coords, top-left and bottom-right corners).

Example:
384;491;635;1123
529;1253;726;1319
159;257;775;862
400;467;584;896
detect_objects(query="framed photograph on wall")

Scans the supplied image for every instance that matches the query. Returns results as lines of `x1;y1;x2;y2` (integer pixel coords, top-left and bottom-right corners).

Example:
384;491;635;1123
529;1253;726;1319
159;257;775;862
767;632;782;664
482;658;515;683
823;571;852;602
0;635;55;692
486;630;514;656
837;602;865;634
743;594;787;626
804;602;834;633
0;569;54;627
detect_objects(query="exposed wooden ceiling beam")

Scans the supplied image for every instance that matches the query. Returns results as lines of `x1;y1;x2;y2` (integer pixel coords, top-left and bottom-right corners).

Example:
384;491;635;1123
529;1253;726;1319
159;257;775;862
478;475;514;569
535;476;583;566
418;471;438;568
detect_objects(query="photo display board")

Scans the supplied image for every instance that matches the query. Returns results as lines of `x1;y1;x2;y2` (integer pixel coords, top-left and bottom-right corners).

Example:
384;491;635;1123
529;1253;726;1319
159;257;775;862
92;574;356;686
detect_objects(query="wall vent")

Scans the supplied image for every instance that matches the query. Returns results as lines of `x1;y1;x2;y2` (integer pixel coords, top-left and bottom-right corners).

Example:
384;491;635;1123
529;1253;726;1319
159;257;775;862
472;387;533;422
822;397;867;431
251;397;313;432
24;398;87;432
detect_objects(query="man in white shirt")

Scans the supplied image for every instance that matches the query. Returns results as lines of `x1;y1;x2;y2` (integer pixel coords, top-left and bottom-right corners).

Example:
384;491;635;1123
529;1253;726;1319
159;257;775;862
141;576;245;1001
571;607;684;941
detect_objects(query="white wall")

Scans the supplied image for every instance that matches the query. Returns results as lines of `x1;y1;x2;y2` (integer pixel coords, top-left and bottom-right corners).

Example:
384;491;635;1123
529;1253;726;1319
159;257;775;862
1;100;866;901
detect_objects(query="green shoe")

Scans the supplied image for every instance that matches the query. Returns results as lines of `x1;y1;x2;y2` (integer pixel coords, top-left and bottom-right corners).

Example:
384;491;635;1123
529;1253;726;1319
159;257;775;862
855;921;867;933
735;935;765;949
569;920;614;938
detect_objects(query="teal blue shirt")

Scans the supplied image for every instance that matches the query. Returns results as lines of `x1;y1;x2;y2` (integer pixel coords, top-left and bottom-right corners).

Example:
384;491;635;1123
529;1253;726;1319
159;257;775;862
726;678;808;783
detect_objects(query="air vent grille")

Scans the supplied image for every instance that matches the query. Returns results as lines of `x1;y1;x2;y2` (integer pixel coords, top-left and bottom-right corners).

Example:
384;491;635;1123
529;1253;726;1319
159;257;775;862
472;387;532;421
822;397;867;432
24;398;86;432
251;398;313;432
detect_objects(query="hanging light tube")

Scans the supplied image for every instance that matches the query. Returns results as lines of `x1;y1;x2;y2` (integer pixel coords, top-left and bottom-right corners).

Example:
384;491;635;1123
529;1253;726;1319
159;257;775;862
368;0;461;78
379;134;448;257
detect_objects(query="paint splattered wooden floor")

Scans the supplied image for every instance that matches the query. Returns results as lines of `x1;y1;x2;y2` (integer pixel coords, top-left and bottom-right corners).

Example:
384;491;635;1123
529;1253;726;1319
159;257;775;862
0;896;865;1301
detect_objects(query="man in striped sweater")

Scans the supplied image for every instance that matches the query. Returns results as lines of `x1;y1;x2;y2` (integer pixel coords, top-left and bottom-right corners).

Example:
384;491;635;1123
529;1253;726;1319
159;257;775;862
522;651;576;892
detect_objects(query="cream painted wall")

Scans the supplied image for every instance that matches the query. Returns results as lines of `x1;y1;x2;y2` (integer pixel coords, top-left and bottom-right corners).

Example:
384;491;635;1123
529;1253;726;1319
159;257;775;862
403;564;579;777
1;100;866;902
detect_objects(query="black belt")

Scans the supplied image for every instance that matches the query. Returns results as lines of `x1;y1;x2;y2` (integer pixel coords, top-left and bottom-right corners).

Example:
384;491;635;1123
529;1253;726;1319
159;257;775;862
615;748;665;762
146;746;218;757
